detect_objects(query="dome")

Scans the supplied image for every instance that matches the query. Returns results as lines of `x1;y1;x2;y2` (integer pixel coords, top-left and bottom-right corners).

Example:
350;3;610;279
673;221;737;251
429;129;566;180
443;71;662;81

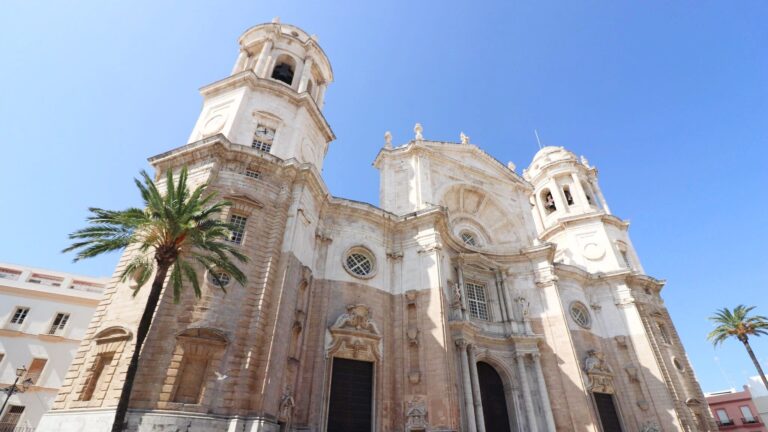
531;146;577;165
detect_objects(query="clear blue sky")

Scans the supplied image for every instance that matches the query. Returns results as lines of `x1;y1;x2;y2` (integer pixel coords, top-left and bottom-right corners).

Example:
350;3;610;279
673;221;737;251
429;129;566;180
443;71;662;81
1;1;766;393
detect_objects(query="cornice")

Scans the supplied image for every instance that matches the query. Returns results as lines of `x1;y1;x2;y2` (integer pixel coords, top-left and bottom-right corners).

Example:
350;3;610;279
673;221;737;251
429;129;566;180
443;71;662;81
553;262;666;291
523;158;598;184
198;71;335;142
539;212;629;240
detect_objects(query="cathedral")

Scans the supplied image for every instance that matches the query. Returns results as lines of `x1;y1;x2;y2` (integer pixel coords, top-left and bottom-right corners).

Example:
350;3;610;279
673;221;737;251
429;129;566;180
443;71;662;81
39;20;715;432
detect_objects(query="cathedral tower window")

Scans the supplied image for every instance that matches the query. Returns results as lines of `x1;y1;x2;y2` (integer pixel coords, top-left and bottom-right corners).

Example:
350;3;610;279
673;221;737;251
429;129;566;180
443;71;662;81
343;247;376;279
563;185;574;205
570;302;592;328
228;214;247;245
271;55;296;86
581;181;595;206
541;189;556;214
252;125;276;153
465;281;489;320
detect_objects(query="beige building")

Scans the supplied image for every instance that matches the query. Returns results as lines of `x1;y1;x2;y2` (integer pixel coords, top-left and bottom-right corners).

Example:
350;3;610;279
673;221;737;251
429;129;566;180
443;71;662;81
38;19;714;432
0;263;106;430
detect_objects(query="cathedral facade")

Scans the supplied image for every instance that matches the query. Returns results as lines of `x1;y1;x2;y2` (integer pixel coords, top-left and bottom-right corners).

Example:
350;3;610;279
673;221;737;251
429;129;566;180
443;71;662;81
39;20;715;432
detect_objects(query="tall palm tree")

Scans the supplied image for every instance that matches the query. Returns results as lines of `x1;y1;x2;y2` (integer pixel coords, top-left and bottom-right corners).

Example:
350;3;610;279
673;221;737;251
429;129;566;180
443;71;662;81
707;305;768;390
63;167;248;432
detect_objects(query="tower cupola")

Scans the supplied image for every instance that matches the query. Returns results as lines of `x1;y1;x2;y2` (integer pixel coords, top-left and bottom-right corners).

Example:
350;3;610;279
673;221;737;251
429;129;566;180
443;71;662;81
186;19;335;171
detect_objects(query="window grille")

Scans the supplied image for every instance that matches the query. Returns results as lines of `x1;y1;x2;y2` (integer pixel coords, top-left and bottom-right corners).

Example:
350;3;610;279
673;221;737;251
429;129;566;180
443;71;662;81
0;405;24;428
228;215;247;245
570;302;591;328
244;169;260;179
10;307;30;325
252;125;275;153
345;252;373;277
48;313;70;335
208;271;231;287
465;282;489;320
460;231;478;247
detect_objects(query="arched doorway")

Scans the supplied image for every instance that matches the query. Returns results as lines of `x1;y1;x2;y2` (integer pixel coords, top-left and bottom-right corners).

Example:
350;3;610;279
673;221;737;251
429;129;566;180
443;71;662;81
477;361;512;432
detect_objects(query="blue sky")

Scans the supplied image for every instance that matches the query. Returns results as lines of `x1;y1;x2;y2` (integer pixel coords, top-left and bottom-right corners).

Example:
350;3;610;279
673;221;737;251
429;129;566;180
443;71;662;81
1;1;766;393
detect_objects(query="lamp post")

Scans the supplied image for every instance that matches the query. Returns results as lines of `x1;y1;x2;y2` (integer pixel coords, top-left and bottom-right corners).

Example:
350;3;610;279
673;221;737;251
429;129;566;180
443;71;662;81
0;366;33;418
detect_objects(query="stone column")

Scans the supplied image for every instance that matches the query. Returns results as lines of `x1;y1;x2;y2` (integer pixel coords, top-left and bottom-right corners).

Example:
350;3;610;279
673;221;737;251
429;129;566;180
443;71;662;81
253;38;275;78
516;353;538;431
231;49;249;75
570;173;589;209
298;56;314;93
591;179;611;214
457;340;478;432
532;353;556;431
468;345;487;432
456;265;468;320
548;179;568;214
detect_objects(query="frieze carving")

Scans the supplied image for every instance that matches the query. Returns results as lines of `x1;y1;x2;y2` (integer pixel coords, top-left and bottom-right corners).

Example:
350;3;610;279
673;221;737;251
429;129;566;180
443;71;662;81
584;349;614;394
327;304;381;362
639;421;660;432
406;395;428;430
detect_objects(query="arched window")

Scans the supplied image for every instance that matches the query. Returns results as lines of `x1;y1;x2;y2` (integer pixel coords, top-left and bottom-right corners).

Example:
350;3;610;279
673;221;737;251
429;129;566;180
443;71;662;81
271;55;296;86
563;185;574;205
541;189;556;214
581;181;595;206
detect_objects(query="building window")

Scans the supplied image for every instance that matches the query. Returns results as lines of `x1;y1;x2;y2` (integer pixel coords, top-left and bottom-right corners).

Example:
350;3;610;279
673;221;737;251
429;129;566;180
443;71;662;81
10;307;29;325
465;281;489;320
570;302;592;328
657;322;671;345
207;271;231;287
0;405;24;429
271;56;296;85
542;189;556;214
48;312;71;335
228;214;247;245
740;406;756;423
26;358;47;385
460;231;478;247
173;354;209;404
244;169;260;179
715;409;732;426
344;248;375;278
81;352;114;401
672;357;685;372
252;125;275;152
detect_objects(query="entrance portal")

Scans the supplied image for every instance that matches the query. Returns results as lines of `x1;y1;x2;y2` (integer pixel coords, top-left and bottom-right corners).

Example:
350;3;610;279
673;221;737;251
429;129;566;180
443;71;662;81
327;358;373;432
477;361;512;432
594;392;623;432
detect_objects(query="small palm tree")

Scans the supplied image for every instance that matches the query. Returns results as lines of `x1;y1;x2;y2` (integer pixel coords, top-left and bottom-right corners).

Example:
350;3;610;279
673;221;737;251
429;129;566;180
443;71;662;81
707;305;768;390
64;167;248;432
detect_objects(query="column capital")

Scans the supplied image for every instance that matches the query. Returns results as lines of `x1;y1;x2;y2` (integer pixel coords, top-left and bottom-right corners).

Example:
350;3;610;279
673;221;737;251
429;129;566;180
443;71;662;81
455;339;469;349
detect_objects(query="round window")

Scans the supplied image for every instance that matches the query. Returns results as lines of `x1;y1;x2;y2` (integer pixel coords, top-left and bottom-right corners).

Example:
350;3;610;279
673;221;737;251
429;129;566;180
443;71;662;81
460;231;479;247
673;357;685;372
208;271;231;287
343;247;375;278
570;302;592;329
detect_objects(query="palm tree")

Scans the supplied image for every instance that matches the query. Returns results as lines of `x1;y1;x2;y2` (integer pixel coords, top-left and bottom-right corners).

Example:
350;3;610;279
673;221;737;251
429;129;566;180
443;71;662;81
63;167;248;432
707;305;768;390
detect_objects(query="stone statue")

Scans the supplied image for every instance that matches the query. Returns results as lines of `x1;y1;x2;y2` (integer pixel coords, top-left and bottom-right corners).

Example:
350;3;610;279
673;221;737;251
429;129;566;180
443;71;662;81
460;132;469;145
414;123;423;140
584;349;615;393
332;304;380;335
580;155;590;166
279;386;295;423
384;131;392;149
453;282;463;308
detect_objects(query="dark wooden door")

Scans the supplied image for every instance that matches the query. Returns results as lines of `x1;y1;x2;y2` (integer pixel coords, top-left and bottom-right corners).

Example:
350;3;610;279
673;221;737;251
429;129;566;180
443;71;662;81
594;393;623;432
477;361;512;432
327;358;373;432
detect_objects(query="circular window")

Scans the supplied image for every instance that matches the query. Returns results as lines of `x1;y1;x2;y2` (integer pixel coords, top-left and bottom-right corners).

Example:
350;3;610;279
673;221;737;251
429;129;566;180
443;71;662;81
207;271;231;287
460;231;479;247
673;357;685;372
570;302;592;329
343;247;376;279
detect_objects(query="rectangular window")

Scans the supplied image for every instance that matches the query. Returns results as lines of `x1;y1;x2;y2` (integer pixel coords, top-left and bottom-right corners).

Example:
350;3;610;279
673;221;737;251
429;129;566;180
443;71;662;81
48;312;71;335
465;281;489;320
26;357;47;384
716;409;731;424
81;352;114;401
228;215;247;245
657;322;671;344
252;125;275;153
173;354;209;404
244;169;261;179
740;405;755;422
0;405;24;428
10;307;30;325
0;267;21;280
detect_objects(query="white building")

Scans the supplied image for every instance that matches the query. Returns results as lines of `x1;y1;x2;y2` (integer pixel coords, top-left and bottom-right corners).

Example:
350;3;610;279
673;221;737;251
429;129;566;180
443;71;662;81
0;263;106;430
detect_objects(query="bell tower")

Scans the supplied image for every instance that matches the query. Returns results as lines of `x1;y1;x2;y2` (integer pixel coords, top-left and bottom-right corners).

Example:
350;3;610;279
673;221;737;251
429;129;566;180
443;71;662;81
524;146;643;273
187;17;335;170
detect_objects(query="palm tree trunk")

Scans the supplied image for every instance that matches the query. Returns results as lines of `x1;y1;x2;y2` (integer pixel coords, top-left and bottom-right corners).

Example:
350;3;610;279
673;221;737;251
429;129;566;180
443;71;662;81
111;263;171;432
742;338;768;391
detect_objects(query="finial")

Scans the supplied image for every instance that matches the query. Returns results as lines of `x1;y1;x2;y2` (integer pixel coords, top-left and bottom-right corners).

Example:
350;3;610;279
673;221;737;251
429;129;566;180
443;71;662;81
414;123;423;140
580;155;590;167
460;132;469;145
272;16;281;23
384;131;392;149
507;161;516;172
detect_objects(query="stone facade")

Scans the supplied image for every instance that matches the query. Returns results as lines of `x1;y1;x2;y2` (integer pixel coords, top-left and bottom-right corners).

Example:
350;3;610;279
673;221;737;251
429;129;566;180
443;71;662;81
38;19;716;432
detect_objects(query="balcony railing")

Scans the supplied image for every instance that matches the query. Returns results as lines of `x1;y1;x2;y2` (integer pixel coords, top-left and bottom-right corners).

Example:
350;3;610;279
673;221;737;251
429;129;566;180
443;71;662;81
0;425;35;432
742;415;761;424
716;419;735;427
